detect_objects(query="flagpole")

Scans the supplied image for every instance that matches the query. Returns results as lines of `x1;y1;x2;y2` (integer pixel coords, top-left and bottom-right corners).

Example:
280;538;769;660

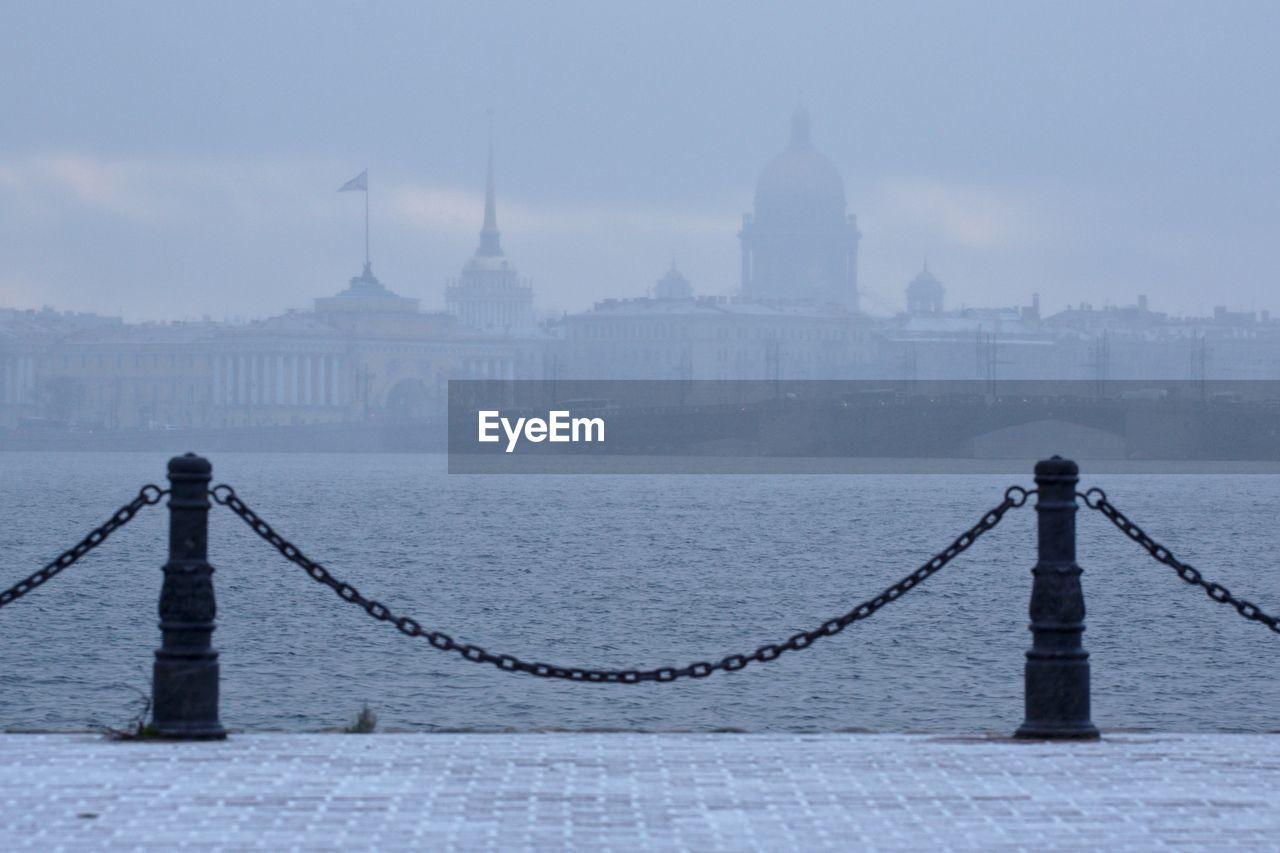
339;169;370;268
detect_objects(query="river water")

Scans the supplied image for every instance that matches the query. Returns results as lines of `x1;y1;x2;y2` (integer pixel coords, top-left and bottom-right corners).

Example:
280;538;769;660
0;452;1276;733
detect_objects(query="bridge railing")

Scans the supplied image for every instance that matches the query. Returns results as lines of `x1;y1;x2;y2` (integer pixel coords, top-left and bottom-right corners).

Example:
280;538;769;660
1;453;1275;739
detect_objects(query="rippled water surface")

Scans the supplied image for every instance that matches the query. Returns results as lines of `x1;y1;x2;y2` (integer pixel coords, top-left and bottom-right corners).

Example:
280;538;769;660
1;452;1276;733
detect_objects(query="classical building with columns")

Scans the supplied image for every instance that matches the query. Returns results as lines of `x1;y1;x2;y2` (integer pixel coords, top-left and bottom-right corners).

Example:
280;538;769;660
204;255;542;428
0;317;46;426
4;243;544;432
0;307;127;428
207;311;354;428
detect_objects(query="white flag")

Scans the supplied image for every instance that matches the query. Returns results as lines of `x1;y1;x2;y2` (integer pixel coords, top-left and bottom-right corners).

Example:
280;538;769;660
338;170;367;192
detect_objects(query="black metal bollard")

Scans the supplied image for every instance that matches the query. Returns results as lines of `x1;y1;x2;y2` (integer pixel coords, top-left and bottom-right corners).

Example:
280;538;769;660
151;453;226;739
1014;456;1099;739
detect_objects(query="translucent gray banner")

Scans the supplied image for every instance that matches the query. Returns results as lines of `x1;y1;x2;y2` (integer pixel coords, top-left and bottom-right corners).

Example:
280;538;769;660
447;380;1280;474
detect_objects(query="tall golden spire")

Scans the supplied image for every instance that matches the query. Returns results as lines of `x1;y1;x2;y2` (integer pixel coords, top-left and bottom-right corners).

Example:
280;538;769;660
477;110;502;257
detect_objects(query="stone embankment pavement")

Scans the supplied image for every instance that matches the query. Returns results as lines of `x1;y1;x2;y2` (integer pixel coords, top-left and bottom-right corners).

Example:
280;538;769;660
2;732;1277;850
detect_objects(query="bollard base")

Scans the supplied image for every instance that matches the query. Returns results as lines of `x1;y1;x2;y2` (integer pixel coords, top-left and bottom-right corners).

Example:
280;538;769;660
151;725;228;741
1013;722;1100;740
152;656;225;740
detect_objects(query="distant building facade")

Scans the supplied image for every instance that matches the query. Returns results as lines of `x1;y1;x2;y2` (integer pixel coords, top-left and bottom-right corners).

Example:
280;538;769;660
202;255;542;428
553;272;874;381
8;108;1280;434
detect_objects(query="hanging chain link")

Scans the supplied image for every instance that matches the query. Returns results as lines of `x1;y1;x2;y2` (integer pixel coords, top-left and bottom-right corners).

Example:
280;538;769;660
211;483;1032;683
1080;487;1280;634
0;484;168;610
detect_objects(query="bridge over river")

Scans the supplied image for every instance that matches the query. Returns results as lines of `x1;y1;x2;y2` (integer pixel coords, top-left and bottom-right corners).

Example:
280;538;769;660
502;395;1280;462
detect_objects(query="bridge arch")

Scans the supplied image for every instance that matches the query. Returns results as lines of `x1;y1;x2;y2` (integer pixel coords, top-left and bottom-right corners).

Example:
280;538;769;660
969;418;1125;459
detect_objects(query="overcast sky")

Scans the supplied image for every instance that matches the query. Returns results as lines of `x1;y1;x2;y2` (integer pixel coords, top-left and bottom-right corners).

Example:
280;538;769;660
2;1;1278;322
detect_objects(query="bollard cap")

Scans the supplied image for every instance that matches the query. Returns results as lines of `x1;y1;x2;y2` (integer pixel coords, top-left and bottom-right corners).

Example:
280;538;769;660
168;453;212;476
1034;455;1078;478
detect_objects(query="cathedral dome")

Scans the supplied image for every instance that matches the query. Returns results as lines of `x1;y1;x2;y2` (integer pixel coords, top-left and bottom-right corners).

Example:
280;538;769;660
753;106;846;223
906;262;945;314
654;260;693;299
909;264;943;292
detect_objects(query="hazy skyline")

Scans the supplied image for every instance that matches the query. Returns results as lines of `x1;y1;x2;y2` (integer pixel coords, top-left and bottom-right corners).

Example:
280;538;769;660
2;1;1278;321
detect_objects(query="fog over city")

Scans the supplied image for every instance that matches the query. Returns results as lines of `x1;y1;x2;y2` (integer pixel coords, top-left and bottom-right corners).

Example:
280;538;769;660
9;4;1280;789
3;1;1279;321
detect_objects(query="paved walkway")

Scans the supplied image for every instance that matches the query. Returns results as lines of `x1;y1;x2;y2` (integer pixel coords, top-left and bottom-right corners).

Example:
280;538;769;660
1;733;1277;850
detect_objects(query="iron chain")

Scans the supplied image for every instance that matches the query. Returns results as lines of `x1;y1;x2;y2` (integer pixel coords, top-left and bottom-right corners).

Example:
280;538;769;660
0;484;167;610
211;483;1031;683
1080;487;1280;634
